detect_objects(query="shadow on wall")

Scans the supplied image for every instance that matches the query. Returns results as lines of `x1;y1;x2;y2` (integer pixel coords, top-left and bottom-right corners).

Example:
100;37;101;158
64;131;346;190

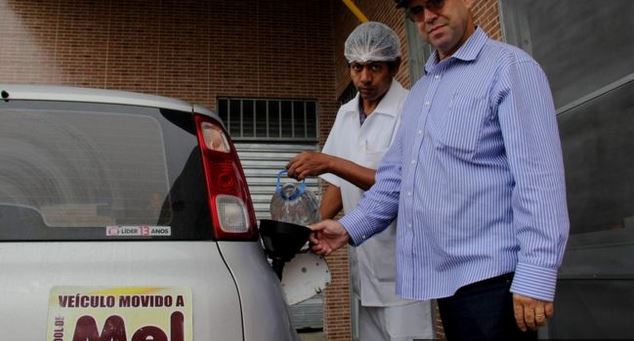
0;0;63;82
0;0;337;109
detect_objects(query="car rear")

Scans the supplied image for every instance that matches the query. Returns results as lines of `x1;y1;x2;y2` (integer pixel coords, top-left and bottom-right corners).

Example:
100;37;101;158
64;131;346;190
0;85;297;340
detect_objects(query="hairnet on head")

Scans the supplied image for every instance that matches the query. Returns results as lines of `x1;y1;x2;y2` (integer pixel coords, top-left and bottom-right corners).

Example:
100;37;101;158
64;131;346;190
344;22;401;64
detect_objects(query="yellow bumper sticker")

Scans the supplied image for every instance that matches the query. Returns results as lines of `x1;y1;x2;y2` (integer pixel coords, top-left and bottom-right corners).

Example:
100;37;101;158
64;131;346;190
47;287;192;341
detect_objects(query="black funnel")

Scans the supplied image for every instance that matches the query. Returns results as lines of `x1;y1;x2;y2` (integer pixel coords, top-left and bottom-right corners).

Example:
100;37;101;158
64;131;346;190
259;219;311;279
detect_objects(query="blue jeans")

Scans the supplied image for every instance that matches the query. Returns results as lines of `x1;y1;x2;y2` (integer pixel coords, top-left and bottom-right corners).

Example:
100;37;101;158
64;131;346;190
437;273;538;340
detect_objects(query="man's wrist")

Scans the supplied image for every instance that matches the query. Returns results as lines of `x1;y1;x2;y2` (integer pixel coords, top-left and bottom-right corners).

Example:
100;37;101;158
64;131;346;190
325;154;337;175
340;211;371;246
510;262;559;302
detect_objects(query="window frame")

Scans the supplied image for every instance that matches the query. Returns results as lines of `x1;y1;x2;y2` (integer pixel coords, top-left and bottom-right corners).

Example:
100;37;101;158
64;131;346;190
217;97;319;142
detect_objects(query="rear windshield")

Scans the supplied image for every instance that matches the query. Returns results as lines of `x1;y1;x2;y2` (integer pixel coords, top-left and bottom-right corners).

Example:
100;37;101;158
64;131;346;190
0;100;213;241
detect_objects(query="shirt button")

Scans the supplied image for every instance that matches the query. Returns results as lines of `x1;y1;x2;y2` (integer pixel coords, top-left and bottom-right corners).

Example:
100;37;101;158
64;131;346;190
407;223;412;228
407;191;412;196
411;159;416;165
434;75;440;79
362;235;367;239
418;130;423;135
424;101;431;106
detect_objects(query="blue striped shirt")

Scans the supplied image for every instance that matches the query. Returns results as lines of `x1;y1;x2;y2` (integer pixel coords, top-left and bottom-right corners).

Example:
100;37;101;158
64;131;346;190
340;28;569;302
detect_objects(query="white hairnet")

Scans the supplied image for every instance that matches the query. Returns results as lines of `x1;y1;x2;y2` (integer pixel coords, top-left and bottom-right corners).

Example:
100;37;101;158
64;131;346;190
344;21;401;63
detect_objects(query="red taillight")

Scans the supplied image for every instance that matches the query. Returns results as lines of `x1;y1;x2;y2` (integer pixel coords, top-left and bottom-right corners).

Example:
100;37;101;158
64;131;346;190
195;114;257;240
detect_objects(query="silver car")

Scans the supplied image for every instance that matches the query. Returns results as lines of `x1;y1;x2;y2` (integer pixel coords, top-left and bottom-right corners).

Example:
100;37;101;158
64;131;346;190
0;85;299;341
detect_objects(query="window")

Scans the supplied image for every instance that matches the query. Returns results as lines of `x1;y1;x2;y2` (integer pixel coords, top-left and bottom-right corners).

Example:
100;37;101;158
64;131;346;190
0;101;212;241
405;19;434;83
217;98;318;141
501;0;634;235
500;1;634;110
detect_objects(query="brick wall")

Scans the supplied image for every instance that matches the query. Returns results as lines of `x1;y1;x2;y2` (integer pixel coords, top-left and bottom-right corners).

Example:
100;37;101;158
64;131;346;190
473;0;503;40
0;0;340;145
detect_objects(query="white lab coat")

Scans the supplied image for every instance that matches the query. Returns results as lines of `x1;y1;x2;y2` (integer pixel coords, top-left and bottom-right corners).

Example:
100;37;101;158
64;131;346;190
321;80;433;340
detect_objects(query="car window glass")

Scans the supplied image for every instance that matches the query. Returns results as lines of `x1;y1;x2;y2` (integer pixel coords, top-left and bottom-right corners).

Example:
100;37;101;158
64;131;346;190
0;101;212;241
1;109;168;227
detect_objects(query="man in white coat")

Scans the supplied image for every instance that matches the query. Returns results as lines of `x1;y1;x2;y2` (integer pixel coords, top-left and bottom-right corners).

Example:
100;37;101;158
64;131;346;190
287;22;433;341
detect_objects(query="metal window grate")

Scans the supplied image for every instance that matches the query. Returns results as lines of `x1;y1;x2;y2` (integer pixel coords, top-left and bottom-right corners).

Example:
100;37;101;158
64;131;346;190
217;98;318;141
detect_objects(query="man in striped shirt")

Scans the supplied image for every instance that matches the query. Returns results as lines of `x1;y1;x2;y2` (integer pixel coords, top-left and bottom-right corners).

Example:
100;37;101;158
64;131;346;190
309;0;570;339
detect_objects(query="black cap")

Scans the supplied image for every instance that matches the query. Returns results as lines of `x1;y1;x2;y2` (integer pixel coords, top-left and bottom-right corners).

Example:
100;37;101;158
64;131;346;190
394;0;409;8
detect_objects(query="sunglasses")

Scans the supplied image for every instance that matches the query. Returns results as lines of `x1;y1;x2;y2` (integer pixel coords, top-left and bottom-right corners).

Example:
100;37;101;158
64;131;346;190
406;0;446;22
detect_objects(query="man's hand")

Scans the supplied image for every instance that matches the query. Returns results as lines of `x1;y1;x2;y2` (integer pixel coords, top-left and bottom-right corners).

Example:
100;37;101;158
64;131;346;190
287;151;332;180
512;293;554;332
308;219;350;256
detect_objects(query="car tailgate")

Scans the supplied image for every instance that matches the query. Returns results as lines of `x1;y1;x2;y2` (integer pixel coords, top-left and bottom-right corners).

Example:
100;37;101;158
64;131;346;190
0;241;242;340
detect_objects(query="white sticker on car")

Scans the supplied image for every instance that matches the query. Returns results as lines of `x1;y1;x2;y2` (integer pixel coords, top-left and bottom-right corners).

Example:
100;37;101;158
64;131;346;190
47;287;192;341
105;225;171;237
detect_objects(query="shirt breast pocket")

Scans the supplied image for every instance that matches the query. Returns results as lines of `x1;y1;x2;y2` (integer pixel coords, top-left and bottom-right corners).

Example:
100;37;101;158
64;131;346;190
437;93;488;153
361;148;388;169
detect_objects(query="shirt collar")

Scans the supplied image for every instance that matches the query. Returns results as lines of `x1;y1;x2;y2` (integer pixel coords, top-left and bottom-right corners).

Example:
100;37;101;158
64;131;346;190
424;26;488;73
341;80;405;118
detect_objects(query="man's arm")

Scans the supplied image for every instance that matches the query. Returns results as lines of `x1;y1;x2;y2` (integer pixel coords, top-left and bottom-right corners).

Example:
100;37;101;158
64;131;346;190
320;184;343;220
287;151;377;191
495;60;570;331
